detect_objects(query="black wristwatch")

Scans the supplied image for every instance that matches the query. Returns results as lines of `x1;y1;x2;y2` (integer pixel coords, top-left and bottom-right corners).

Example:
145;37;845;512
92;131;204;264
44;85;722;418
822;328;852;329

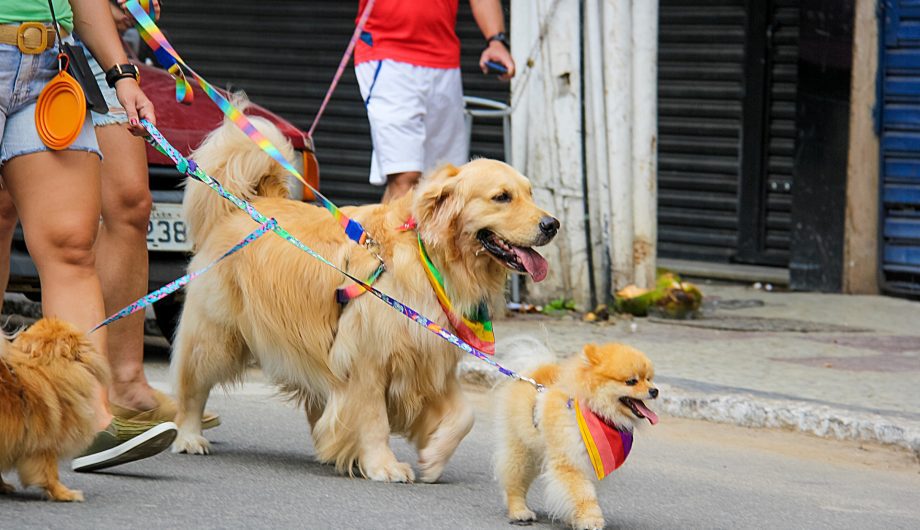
105;63;140;88
487;32;509;48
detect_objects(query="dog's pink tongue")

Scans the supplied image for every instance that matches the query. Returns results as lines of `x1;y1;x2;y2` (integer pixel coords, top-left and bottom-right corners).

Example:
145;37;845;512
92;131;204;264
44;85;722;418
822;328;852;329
512;246;548;282
635;401;659;425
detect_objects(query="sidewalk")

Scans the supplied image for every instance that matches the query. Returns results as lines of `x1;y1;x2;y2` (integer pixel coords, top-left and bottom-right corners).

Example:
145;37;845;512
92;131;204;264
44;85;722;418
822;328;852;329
463;284;920;456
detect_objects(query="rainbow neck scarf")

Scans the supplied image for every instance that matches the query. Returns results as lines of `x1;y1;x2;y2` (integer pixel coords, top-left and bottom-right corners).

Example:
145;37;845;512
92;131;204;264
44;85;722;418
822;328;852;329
416;235;495;355
573;399;633;480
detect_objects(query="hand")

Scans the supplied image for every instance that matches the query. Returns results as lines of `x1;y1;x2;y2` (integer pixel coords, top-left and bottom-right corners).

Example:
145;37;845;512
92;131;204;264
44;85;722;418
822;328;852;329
479;41;515;81
109;3;133;32
114;78;156;135
118;0;161;21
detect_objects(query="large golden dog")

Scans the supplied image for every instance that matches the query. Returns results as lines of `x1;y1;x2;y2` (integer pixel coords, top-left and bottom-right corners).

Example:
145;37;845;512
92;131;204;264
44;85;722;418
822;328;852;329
172;114;558;482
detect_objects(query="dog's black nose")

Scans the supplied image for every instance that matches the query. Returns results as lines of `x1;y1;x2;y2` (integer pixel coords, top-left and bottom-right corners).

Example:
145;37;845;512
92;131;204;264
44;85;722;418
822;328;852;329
539;216;560;237
649;388;659;399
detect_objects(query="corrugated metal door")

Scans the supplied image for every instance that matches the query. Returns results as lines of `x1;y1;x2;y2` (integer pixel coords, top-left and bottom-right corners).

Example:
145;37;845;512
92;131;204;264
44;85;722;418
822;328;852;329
880;0;920;294
657;0;798;265
157;0;509;204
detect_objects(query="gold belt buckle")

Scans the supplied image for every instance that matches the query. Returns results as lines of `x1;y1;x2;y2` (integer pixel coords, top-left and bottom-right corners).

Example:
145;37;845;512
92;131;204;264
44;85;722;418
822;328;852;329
17;22;50;55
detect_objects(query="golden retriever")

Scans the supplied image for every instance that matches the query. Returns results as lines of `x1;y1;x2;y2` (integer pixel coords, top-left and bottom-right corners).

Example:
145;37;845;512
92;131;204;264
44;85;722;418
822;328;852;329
0;318;109;501
494;339;658;528
172;113;558;482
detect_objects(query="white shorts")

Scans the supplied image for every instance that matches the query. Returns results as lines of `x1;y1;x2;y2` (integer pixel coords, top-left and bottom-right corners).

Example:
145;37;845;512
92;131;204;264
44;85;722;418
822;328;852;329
356;60;470;186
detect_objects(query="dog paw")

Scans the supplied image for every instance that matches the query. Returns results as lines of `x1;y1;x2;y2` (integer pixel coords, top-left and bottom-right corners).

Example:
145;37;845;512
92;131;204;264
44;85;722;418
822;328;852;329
172;431;211;455
363;460;415;483
417;454;447;484
48;488;84;502
508;507;537;524
571;515;605;530
0;482;14;494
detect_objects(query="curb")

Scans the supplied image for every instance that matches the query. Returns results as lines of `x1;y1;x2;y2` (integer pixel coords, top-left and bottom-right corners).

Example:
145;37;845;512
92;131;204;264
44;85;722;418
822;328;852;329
458;360;920;458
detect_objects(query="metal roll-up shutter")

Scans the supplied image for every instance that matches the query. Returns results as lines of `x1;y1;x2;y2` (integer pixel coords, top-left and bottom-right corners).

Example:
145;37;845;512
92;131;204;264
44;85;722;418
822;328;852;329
880;0;920;294
657;0;747;261
762;0;799;264
158;1;508;205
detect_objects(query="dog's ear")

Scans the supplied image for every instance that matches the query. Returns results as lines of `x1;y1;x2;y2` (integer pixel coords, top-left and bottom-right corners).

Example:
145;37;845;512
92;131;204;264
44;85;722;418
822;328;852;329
413;164;463;236
583;343;602;365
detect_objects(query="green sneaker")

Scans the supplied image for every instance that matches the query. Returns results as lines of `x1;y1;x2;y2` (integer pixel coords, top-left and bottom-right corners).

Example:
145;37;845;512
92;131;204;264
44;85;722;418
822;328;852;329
71;418;177;472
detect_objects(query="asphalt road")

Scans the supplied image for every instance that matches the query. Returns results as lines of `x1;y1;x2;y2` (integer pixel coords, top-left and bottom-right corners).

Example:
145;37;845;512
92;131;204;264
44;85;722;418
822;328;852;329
3;360;919;529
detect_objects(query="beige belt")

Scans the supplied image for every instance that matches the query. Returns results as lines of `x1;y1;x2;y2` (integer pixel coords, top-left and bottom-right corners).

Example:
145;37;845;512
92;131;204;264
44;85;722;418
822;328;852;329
0;22;68;55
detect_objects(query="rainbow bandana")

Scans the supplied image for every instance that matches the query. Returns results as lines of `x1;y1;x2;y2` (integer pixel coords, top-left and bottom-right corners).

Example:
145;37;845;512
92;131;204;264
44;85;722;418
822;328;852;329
573;399;633;480
417;234;495;355
124;1;370;247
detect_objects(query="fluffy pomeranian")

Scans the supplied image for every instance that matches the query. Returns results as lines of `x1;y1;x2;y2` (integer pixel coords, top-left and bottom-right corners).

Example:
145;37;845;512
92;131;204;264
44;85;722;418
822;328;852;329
0;318;109;501
494;337;658;529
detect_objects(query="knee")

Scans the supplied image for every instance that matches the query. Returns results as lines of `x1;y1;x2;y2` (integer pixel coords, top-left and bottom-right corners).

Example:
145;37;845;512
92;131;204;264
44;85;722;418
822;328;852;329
38;225;97;269
0;192;19;233
104;187;152;232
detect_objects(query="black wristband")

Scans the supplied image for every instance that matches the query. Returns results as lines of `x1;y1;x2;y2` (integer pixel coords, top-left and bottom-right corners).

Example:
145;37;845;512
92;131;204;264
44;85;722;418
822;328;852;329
487;32;509;48
105;63;139;88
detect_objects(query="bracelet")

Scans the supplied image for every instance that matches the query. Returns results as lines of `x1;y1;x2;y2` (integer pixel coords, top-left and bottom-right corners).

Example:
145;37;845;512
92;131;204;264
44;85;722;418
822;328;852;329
487;32;509;48
105;63;140;88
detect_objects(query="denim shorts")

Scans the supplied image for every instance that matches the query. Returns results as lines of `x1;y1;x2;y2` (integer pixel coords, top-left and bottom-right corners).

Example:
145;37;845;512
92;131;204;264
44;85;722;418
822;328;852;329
78;40;127;127
0;35;101;166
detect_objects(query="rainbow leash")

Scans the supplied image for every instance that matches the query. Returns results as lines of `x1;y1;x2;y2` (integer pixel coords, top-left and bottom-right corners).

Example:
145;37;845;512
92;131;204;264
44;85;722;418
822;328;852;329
138;120;541;390
90;218;277;332
124;1;369;247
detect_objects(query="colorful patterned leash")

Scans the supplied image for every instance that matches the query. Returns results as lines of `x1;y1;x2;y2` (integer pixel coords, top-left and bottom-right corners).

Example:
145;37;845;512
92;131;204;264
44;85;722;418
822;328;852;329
307;0;376;138
124;1;372;249
90;218;277;332
140;119;542;391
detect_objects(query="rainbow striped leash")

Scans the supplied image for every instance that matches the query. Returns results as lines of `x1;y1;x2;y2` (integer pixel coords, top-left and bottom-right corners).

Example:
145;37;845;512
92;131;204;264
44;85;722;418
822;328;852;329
124;1;370;248
139;119;541;390
573;398;633;480
90;218;277;332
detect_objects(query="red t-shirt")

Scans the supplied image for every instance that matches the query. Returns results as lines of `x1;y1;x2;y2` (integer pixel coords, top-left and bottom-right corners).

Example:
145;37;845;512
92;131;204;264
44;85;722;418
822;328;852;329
354;0;461;69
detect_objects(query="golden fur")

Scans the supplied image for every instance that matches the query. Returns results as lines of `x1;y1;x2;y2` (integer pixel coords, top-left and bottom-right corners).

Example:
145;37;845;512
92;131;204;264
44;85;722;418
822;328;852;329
0;318;109;501
172;113;557;482
495;341;658;529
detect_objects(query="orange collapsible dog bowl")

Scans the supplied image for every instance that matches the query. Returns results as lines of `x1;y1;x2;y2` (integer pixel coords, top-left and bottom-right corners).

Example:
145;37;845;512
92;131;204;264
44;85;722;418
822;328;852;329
35;62;86;151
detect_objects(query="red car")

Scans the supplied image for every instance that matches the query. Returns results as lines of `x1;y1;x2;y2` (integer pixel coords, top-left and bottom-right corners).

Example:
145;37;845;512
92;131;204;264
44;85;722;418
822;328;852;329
9;62;319;340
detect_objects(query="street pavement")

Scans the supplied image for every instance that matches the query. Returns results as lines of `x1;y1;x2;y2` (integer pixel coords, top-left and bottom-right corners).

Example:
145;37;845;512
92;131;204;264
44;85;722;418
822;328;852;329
2;371;918;529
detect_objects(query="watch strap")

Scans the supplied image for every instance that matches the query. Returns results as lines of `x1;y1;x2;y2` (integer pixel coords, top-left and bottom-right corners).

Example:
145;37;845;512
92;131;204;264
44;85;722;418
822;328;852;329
105;63;139;88
487;32;509;47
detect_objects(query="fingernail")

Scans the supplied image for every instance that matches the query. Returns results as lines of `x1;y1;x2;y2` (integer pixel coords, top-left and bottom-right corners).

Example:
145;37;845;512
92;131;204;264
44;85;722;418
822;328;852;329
130;118;139;125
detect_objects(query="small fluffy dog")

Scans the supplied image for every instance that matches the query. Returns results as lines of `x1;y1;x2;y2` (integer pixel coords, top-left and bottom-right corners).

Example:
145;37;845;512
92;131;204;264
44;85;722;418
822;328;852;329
171;104;558;483
495;338;658;529
0;318;109;501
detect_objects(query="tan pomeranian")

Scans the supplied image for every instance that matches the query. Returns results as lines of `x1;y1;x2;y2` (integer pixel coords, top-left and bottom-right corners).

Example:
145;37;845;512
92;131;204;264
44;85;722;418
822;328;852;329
494;337;659;529
0;318;109;501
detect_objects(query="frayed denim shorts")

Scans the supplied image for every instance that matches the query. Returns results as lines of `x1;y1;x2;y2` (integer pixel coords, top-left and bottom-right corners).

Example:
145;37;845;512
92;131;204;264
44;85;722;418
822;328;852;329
77;40;127;127
0;35;101;166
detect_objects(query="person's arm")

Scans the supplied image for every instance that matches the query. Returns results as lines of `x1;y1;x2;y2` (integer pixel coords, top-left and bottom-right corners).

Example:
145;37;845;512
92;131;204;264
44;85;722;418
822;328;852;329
470;0;515;80
69;0;155;133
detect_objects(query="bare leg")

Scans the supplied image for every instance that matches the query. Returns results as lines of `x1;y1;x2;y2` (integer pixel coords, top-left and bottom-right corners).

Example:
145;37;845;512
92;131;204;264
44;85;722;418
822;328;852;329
381;171;421;203
18;452;84;502
0;187;18;296
93;124;157;411
3;151;112;430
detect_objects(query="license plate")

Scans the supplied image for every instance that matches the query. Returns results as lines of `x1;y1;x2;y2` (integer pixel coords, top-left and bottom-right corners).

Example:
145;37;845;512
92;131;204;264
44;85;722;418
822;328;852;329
147;203;192;252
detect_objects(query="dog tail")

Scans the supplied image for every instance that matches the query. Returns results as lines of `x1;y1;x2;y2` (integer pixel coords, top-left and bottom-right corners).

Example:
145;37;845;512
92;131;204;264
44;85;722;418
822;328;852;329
496;335;558;383
182;93;295;246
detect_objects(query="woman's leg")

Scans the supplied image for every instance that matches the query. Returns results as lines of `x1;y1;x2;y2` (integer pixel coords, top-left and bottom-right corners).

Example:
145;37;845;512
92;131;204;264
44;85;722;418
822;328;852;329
2;150;112;429
0;187;19;296
94;124;157;411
